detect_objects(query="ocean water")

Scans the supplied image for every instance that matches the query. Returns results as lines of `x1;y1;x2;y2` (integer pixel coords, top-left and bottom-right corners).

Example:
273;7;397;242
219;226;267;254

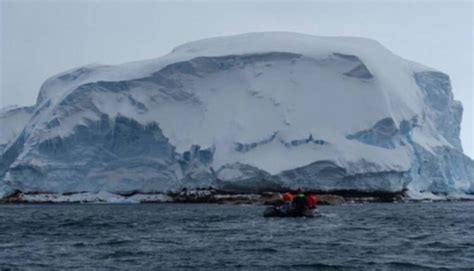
0;202;473;270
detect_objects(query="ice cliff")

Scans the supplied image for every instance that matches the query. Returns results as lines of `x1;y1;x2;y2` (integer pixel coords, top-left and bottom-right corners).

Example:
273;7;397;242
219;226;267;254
0;106;34;154
1;32;473;198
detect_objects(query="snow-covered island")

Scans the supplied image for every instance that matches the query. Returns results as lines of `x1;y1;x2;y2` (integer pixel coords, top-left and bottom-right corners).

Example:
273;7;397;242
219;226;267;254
1;32;473;203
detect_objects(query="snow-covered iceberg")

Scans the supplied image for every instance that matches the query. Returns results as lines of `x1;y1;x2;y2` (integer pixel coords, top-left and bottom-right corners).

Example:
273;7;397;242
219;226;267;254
0;32;473;199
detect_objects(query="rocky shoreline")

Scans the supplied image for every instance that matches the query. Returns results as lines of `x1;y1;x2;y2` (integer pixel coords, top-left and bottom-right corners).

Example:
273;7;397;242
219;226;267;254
1;188;472;205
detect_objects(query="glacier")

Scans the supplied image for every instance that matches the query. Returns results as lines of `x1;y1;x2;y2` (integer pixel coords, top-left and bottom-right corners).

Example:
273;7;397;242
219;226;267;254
0;32;473;199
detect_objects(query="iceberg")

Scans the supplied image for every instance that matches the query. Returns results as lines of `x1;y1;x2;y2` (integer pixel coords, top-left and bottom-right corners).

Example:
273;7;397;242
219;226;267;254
0;32;472;199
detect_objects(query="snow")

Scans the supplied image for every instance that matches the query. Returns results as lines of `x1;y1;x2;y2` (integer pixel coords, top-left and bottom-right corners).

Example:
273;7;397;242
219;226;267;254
0;105;22;114
405;190;474;201
0;32;472;198
17;192;172;203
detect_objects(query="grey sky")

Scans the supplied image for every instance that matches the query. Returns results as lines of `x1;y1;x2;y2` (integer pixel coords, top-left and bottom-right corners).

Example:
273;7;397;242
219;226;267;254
1;0;472;157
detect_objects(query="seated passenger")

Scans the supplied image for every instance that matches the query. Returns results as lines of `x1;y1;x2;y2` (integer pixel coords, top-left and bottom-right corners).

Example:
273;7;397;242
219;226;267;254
281;192;294;213
292;190;307;215
306;193;318;209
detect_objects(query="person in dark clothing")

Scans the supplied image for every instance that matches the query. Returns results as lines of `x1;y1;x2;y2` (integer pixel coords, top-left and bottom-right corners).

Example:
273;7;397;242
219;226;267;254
292;190;307;215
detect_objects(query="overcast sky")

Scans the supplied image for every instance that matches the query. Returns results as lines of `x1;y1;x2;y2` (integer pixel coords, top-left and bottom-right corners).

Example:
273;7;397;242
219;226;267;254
0;0;472;157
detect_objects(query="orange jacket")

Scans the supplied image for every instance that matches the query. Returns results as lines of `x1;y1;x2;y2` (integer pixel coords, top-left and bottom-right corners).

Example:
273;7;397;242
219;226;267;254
306;194;317;209
282;192;294;202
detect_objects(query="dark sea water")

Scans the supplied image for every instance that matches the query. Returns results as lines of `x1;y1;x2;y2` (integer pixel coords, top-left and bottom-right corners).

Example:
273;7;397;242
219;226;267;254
0;202;473;270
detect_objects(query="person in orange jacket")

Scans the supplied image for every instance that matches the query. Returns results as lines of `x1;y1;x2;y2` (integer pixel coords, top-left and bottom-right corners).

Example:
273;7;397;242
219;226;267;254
281;192;294;213
306;193;318;209
282;192;294;203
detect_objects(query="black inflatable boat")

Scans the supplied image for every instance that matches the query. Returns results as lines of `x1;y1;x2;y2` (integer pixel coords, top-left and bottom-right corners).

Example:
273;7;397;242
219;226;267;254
263;206;320;218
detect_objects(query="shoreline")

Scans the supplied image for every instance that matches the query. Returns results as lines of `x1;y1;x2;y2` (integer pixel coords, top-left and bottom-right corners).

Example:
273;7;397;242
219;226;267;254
1;189;473;205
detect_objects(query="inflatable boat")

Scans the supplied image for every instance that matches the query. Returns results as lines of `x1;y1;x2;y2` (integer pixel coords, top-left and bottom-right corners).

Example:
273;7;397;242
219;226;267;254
263;206;319;218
